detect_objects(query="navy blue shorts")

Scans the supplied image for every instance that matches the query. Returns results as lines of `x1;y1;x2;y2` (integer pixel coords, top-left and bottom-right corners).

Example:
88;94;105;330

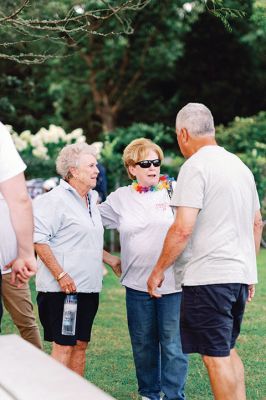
180;283;248;357
37;292;99;346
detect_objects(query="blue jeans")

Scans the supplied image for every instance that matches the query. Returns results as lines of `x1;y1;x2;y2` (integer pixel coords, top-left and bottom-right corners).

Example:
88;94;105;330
126;288;188;400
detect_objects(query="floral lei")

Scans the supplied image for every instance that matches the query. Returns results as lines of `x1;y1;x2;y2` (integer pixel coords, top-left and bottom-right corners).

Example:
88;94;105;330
131;175;174;193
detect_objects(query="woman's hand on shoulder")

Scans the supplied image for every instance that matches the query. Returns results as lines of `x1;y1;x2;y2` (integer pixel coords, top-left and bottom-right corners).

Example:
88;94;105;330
109;255;122;277
103;250;122;277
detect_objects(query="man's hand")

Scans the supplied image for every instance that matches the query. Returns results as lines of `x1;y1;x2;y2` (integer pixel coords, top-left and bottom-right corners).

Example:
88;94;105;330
247;284;255;302
147;269;165;298
6;256;37;287
146;207;198;298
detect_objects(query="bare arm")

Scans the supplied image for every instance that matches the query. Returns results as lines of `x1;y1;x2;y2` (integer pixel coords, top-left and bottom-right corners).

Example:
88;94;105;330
34;243;76;293
0;172;36;285
147;206;199;298
247;209;263;302
0;173;33;258
103;249;121;277
254;209;263;255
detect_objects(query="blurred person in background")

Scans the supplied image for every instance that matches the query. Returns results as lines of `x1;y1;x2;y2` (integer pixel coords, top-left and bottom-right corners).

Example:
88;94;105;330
95;163;107;203
92;141;108;275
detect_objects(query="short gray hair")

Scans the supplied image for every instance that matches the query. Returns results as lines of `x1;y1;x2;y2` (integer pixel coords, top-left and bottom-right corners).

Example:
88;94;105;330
176;103;215;137
56;142;97;180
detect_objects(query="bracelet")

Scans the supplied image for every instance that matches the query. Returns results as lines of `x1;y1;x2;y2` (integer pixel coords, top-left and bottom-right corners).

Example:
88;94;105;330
56;271;67;281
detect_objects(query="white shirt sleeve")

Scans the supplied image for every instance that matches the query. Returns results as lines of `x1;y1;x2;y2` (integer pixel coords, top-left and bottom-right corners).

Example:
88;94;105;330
170;163;205;209
253;181;260;212
0;122;26;183
98;191;120;229
33;195;62;244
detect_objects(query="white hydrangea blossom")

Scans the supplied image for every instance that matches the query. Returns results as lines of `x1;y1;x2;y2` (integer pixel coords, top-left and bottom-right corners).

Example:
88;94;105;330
30;134;44;148
20;130;32;143
8;123;87;159
70;128;83;138
66;128;85;143
35;127;49;143
43;125;67;144
76;135;86;143
12;133;28;152
92;141;103;159
32;146;49;160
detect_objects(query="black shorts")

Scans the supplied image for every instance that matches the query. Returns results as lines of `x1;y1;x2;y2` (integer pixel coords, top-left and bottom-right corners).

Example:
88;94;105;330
180;283;248;357
37;292;99;346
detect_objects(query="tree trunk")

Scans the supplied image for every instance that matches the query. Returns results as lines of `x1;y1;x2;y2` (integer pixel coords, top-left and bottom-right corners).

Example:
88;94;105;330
100;108;116;133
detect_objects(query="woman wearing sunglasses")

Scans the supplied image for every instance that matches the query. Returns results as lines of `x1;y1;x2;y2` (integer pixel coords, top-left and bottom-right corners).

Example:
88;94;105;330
99;138;188;400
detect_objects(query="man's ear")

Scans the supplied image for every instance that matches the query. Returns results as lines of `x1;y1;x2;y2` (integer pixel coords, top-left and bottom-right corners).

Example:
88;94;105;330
180;128;189;143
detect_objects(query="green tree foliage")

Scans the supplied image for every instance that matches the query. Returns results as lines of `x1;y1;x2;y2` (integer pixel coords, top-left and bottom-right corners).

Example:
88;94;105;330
216;111;266;203
44;1;202;135
0;0;152;132
174;0;266;124
0;0;264;136
0;0;200;135
0;61;59;132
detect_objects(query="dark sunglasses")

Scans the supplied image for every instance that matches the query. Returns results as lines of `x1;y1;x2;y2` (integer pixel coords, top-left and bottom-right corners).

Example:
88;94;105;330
135;159;161;168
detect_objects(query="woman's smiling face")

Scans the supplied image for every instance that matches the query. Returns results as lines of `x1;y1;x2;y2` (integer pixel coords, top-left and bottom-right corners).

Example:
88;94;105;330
129;150;161;187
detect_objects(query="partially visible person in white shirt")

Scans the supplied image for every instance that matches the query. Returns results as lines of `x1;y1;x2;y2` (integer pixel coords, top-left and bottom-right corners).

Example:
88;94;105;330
0;122;37;329
0;197;42;348
0;122;36;285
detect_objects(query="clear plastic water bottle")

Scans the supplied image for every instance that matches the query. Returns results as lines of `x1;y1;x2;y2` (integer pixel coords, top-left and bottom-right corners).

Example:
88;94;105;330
61;294;77;336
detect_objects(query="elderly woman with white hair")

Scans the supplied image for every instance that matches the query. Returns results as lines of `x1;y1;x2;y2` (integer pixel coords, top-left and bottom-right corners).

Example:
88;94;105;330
33;142;120;376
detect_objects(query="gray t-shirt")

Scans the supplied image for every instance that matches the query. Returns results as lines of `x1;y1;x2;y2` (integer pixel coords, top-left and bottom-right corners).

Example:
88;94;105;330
171;145;260;286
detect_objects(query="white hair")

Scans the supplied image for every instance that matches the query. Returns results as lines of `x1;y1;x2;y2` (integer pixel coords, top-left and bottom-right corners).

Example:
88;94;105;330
176;103;215;137
56;142;97;180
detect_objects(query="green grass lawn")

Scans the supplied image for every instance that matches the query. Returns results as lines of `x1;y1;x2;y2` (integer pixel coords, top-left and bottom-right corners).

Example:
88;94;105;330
2;249;266;399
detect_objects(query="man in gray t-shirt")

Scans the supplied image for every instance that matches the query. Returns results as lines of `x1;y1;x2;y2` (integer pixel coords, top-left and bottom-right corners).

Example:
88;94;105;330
147;103;263;400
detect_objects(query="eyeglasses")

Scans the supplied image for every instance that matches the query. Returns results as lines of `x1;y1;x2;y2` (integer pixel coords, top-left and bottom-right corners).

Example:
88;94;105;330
135;159;161;168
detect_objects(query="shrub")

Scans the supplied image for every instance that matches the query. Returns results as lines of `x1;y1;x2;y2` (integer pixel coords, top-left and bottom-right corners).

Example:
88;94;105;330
216;111;266;207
